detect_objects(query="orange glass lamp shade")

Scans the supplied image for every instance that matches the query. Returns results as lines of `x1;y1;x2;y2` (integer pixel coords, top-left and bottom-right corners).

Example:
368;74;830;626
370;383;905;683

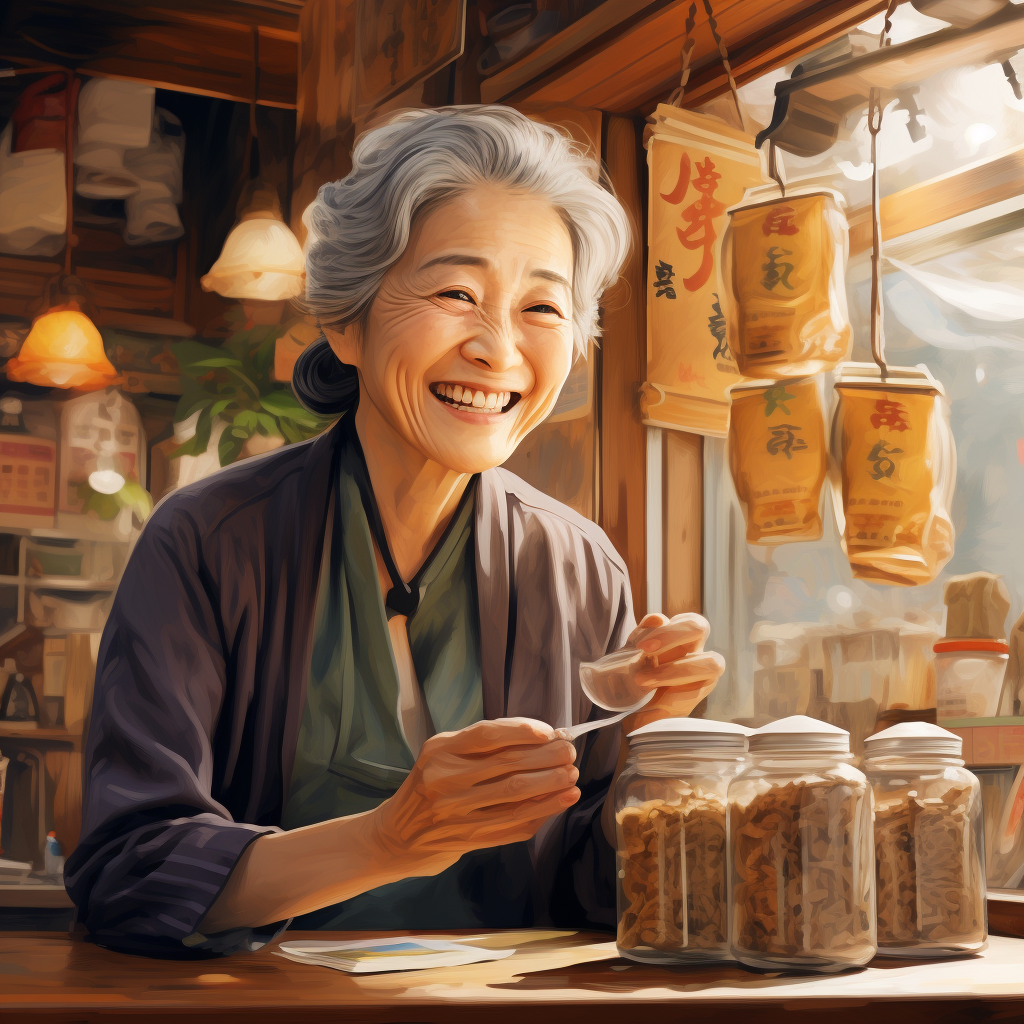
6;309;119;390
201;211;305;302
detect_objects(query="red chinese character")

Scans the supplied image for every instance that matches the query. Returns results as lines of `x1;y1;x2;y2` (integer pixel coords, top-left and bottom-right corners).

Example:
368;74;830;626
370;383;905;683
870;400;910;431
660;152;692;204
677;158;723;291
762;205;799;236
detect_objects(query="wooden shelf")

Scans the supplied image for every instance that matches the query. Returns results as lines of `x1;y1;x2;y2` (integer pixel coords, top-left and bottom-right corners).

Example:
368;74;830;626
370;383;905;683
0;524;132;545
25;578;117;592
0;883;73;909
0;724;79;744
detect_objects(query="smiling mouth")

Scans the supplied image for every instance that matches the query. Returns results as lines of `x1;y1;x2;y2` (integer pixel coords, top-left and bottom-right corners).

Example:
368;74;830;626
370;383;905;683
430;382;521;413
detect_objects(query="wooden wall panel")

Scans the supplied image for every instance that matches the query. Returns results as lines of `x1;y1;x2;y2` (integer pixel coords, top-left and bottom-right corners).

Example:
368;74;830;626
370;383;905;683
601;116;647;617
292;0;357;241
663;429;703;616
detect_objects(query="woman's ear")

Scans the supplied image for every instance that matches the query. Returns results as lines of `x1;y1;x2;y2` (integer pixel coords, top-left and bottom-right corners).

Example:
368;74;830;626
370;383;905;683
323;322;362;368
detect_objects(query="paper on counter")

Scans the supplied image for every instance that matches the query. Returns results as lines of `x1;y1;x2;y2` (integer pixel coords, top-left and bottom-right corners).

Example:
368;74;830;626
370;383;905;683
275;937;516;974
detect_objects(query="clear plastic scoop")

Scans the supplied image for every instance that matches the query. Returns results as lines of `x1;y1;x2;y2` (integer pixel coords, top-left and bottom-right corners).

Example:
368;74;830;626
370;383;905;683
567;628;695;741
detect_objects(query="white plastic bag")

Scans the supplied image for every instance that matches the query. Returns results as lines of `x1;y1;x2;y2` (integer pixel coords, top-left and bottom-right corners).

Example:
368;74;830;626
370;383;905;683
0;123;66;256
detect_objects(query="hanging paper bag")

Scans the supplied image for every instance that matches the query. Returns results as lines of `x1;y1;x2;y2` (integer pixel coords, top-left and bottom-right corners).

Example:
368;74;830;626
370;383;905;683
721;187;851;378
641;104;763;437
728;377;827;544
831;364;955;587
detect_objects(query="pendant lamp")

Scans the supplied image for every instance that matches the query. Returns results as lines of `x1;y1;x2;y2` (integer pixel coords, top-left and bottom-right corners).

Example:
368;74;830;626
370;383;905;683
201;182;304;301
201;29;304;303
5;275;118;390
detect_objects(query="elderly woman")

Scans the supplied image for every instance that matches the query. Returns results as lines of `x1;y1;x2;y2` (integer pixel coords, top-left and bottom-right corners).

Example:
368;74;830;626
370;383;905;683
66;106;724;957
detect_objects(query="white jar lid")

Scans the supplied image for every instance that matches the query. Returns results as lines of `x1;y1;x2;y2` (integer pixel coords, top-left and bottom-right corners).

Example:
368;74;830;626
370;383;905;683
863;721;963;758
748;714;850;754
627;717;752;752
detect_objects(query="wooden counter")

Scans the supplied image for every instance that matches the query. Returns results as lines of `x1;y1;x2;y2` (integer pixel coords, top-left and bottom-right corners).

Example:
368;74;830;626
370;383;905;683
3;930;1024;1023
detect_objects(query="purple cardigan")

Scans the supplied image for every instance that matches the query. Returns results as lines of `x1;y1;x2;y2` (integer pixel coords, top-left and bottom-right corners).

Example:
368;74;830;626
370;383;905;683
65;419;635;956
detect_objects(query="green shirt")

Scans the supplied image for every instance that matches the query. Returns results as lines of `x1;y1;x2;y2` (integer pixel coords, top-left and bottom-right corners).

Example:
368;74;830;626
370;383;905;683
281;433;483;829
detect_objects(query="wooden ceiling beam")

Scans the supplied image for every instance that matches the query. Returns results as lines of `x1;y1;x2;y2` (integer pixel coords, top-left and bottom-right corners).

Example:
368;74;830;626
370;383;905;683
482;0;888;114
8;1;299;108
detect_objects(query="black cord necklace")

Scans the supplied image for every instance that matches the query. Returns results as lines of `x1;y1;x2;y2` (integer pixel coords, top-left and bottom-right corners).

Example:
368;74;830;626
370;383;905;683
339;415;476;620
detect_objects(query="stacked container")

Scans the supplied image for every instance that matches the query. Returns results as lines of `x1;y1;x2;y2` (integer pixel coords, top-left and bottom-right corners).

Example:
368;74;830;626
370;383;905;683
728;715;876;972
864;722;987;957
614;718;751;964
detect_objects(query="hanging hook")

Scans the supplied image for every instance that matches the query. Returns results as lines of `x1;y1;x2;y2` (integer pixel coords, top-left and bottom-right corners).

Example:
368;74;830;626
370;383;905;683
868;87;887;381
767;139;785;197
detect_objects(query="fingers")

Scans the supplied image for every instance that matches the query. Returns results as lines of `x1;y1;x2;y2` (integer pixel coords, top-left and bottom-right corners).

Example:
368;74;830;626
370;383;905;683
627;612;669;645
635;613;710;660
435;763;579;816
427;717;557;756
633;650;726;689
624;682;718;733
422;739;577;790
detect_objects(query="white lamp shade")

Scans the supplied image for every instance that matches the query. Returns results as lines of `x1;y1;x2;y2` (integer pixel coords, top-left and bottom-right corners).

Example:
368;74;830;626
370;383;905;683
201;215;305;301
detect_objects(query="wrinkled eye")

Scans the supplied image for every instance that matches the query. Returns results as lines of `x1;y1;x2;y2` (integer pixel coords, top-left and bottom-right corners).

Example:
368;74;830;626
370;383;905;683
525;303;562;316
439;289;476;304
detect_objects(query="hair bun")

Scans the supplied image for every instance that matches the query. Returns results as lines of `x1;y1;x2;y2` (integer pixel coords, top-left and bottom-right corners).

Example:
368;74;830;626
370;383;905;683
291;336;358;416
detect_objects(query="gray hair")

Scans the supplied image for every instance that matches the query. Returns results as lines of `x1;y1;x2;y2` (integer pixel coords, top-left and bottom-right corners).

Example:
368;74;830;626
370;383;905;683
294;105;632;415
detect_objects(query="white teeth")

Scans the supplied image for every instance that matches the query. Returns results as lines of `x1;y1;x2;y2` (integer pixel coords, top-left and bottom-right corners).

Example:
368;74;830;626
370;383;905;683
434;383;515;411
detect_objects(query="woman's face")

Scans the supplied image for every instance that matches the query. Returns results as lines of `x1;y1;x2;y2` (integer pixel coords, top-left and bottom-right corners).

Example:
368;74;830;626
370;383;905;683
328;184;575;474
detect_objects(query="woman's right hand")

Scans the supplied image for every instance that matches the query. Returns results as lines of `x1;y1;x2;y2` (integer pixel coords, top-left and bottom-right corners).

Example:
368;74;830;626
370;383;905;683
370;717;580;877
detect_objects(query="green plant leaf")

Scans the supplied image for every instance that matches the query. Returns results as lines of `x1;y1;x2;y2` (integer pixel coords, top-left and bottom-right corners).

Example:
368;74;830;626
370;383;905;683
187;406;214;456
256;412;278;437
233;409;258;432
175;394;212;422
209;398;233;419
278;419;303;444
116;481;154;522
193;356;243;368
260;390;322;426
172;340;232;374
218;431;244;467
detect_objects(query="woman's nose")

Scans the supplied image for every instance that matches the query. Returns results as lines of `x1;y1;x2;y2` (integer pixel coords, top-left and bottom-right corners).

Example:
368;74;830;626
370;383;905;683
461;307;524;373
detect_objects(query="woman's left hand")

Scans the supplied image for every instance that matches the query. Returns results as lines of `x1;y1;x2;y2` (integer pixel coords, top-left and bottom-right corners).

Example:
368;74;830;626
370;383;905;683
621;612;725;733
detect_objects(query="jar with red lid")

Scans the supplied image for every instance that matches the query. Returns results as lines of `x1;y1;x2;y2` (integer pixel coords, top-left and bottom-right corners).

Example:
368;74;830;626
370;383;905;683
934;638;1009;721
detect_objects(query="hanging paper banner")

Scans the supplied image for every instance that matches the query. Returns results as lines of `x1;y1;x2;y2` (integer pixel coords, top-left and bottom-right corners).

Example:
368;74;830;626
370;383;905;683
641;103;763;437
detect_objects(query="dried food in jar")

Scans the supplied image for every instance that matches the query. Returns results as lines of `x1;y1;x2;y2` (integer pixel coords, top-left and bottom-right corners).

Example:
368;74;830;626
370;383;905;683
617;793;728;953
731;779;874;961
875;783;986;948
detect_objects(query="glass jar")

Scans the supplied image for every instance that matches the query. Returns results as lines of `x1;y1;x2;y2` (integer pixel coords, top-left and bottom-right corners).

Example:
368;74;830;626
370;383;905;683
728;715;876;972
614;718;751;964
864;722;987;957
